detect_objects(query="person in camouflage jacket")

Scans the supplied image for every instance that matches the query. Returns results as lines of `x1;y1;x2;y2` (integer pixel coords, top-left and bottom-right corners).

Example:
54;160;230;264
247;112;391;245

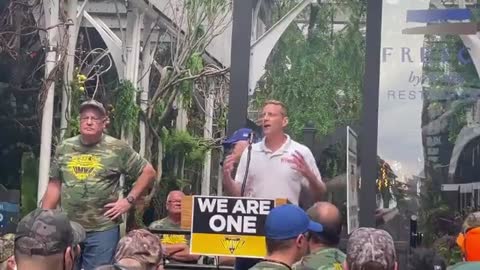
0;233;16;270
14;208;86;270
41;100;157;270
149;190;199;264
345;227;397;270
293;202;345;270
109;229;163;270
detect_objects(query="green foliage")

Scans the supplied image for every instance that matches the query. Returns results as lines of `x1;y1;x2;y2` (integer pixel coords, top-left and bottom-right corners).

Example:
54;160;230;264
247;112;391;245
254;0;365;140
188;52;204;75
179;52;204;107
111;80;140;137
435;236;463;265
448;105;467;143
185;0;229;24
423;34;480;144
319;143;347;178
20;152;38;217
161;128;209;166
417;175;466;266
148;0;227;131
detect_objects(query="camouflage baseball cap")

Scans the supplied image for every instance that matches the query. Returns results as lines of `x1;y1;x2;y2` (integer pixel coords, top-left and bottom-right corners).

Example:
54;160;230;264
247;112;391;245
346;227;396;270
0;233;15;262
462;211;480;231
80;99;107;116
15;208;86;256
115;229;163;265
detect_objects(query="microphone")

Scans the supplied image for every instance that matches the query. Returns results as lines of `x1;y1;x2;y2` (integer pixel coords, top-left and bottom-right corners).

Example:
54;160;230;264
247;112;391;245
241;132;255;196
248;131;254;145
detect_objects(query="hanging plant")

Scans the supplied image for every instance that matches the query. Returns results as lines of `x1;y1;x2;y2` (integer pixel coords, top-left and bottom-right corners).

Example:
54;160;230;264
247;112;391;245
65;68;88;138
179;52;205;106
162;128;209;165
111;80;140;137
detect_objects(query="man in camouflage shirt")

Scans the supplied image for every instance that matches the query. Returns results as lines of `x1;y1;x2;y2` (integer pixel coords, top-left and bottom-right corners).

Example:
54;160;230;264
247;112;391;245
149;190;199;264
293;202;345;270
41;100;157;269
0;233;16;270
344;227;397;270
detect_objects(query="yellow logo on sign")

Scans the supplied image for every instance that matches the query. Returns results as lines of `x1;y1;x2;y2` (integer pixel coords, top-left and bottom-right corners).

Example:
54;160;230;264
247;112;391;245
222;236;245;254
67;154;103;181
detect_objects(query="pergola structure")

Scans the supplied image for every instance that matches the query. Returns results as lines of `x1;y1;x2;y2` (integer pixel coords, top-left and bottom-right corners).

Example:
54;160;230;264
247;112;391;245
35;0;321;202
33;0;406;232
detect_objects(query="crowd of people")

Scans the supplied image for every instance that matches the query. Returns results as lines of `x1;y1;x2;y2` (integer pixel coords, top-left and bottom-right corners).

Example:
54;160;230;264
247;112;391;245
3;200;480;270
1;99;480;270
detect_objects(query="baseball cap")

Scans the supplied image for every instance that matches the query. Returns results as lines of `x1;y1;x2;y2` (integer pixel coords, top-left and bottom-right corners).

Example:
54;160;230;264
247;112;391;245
346;227;396;270
265;204;323;240
15;208;86;256
115;229;163;265
0;233;15;262
80;99;107;116
223;128;254;146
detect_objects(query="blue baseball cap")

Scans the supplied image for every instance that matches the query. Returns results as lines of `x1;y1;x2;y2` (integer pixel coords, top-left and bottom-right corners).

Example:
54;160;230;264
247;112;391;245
265;204;323;240
222;128;254;146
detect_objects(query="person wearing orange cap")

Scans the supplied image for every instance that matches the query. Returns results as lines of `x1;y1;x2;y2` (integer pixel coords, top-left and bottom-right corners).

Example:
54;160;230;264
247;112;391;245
448;211;480;269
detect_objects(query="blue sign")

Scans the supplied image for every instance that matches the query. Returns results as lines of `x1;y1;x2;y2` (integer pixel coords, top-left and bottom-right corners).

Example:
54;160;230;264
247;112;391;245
0;190;20;234
406;9;472;23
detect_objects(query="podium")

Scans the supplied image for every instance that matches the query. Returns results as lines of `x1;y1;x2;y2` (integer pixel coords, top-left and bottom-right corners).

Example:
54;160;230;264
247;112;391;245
179;195;287;258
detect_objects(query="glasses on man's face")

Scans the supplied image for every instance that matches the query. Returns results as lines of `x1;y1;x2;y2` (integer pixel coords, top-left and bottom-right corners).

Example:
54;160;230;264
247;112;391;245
80;116;104;123
167;200;181;205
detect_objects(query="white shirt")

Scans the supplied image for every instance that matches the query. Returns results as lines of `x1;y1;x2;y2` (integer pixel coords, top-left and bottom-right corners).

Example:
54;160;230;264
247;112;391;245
234;135;322;205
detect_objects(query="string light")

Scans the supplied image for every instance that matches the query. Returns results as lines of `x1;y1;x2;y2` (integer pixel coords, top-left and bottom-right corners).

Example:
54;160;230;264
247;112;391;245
377;163;393;191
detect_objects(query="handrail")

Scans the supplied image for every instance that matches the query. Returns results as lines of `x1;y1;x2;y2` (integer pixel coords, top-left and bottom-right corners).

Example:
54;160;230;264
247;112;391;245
165;263;234;270
149;228;235;270
149;228;191;235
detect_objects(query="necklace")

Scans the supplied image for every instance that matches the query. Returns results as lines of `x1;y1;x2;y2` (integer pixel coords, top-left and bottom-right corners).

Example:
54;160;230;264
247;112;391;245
262;258;293;270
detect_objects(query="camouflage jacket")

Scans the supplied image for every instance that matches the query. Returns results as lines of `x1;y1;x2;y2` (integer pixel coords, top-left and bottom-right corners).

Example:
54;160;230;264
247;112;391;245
149;217;190;245
249;261;291;270
149;217;197;264
0;233;14;262
293;248;346;270
49;134;147;232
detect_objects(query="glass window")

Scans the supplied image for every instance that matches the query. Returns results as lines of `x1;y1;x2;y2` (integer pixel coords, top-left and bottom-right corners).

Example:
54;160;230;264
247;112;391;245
377;0;480;251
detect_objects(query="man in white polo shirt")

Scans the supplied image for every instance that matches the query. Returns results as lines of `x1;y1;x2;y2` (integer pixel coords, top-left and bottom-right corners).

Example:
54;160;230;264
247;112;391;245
223;99;326;205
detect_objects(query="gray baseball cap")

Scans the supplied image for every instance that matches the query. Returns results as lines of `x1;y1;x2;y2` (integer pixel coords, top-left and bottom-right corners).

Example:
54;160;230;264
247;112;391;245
346;227;396;270
15;208;86;256
80;100;107;116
